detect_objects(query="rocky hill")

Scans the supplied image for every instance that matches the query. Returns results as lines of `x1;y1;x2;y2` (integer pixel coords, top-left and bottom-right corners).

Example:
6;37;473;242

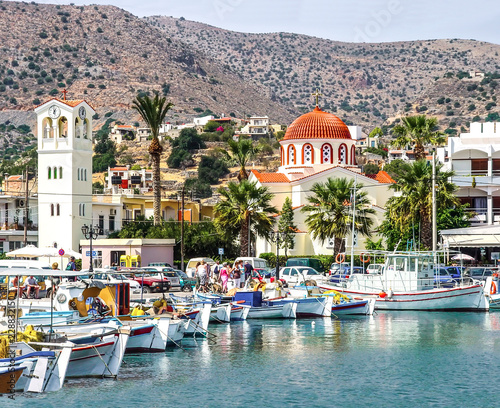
0;1;295;125
147;16;500;130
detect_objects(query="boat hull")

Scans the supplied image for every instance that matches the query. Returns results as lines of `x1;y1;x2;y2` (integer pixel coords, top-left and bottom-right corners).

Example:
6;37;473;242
320;283;488;311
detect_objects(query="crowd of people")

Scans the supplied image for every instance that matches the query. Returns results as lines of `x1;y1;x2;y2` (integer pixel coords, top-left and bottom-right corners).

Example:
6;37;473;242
194;260;257;293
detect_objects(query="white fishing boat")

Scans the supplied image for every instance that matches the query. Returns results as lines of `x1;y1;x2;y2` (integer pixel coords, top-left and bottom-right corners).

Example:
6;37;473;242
272;296;333;317
230;303;251;321
321;251;489;311
209;303;232;323
64;328;130;378
0;341;72;393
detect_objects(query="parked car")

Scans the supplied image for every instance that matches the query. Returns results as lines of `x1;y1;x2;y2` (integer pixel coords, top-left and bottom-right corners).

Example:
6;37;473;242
185;257;216;278
437;266;464;280
366;264;384;274
121;268;171;293
464;267;497;281
433;268;455;286
329;262;351;275
280;266;323;286
233;257;269;270
328;266;365;284
172;270;197;292
79;269;142;294
286;258;325;274
148;262;172;268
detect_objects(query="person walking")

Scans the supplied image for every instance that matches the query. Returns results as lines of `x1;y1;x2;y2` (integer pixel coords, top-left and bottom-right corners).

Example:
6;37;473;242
232;262;241;289
219;262;229;293
197;260;209;290
213;261;221;282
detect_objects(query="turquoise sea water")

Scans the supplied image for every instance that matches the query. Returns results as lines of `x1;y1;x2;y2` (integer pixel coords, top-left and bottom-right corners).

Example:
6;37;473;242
3;311;500;408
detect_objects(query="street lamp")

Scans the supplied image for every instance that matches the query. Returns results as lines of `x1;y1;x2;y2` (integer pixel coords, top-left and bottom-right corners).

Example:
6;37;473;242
81;224;99;273
271;231;286;282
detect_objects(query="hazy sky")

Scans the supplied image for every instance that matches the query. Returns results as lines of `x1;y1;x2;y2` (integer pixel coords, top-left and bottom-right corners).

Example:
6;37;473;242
15;0;500;44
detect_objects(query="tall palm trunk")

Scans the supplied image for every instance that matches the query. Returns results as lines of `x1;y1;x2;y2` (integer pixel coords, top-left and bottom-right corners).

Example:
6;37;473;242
420;215;432;249
151;151;162;225
414;144;426;161
334;237;345;259
240;214;249;256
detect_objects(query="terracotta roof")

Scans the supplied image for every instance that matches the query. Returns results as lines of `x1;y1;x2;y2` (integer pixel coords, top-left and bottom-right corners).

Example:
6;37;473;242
35;97;96;111
283;106;351;141
117;125;135;129
7;175;22;181
365;171;395;184
110;167;129;171
251;170;290;183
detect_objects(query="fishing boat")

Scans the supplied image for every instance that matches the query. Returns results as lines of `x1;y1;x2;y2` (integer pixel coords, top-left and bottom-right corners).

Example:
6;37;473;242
193;292;250;321
63;328;130;378
322;251;489;311
233;292;297;319
0;341;72;393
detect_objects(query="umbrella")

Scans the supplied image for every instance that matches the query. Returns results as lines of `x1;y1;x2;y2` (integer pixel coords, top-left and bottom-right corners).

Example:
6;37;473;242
6;245;82;260
6;245;56;258
451;253;475;261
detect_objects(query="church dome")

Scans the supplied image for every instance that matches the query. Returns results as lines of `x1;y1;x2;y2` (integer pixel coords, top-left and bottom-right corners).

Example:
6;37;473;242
283;106;351;140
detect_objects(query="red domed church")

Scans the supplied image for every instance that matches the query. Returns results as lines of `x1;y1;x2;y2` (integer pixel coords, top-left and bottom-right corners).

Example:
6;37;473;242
250;95;395;256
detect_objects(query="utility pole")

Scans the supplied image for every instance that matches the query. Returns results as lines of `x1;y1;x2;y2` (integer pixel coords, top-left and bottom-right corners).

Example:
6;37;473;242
180;186;185;272
23;166;29;246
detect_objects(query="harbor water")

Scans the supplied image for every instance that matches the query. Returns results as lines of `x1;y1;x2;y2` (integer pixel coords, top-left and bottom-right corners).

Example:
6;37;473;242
4;311;500;408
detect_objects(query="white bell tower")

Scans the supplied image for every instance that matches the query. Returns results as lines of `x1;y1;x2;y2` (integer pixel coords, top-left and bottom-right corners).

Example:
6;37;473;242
34;95;95;252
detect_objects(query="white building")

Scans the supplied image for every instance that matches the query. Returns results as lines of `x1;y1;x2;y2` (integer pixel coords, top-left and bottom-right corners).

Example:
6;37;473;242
105;166;153;195
193;115;215;127
438;122;500;225
34;97;95;252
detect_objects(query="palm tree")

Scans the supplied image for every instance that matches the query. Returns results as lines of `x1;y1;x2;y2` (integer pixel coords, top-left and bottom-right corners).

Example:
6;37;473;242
384;159;459;249
214;180;277;256
132;93;173;225
223;138;257;181
301;177;375;256
391;115;445;160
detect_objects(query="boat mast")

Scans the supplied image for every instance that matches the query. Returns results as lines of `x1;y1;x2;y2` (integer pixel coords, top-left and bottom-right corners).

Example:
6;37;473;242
432;152;437;267
350;176;357;273
432;152;437;252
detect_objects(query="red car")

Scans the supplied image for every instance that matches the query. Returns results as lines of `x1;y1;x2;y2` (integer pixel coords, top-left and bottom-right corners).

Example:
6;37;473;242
120;268;171;293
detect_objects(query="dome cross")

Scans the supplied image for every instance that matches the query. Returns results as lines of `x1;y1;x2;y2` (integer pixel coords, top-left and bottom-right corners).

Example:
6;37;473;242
311;88;322;107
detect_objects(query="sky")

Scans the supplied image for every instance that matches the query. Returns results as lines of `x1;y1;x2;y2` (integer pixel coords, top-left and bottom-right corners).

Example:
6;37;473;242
10;0;500;44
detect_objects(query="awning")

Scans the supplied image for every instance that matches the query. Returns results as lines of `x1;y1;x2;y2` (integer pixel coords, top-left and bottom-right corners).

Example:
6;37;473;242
441;225;500;248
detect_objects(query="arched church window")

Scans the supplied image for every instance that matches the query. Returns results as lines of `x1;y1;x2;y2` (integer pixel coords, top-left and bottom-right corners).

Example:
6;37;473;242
351;145;356;165
280;146;284;166
53;167;57;179
50;204;54;216
79;203;81;216
339;144;348;164
48;167;51;180
84;169;87;181
321;144;332;164
77;169;80;181
56;204;60;216
288;145;296;165
82;204;85;217
59;117;68;138
83;119;88;139
75;118;79;138
303;144;313;165
59;167;63;179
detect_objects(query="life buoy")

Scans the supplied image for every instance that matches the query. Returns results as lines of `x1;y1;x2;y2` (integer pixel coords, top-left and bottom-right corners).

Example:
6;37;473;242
335;253;346;264
491;281;497;295
361;253;371;263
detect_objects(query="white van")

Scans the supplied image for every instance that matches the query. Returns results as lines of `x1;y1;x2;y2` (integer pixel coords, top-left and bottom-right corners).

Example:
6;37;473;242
233;257;269;270
185;257;215;278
